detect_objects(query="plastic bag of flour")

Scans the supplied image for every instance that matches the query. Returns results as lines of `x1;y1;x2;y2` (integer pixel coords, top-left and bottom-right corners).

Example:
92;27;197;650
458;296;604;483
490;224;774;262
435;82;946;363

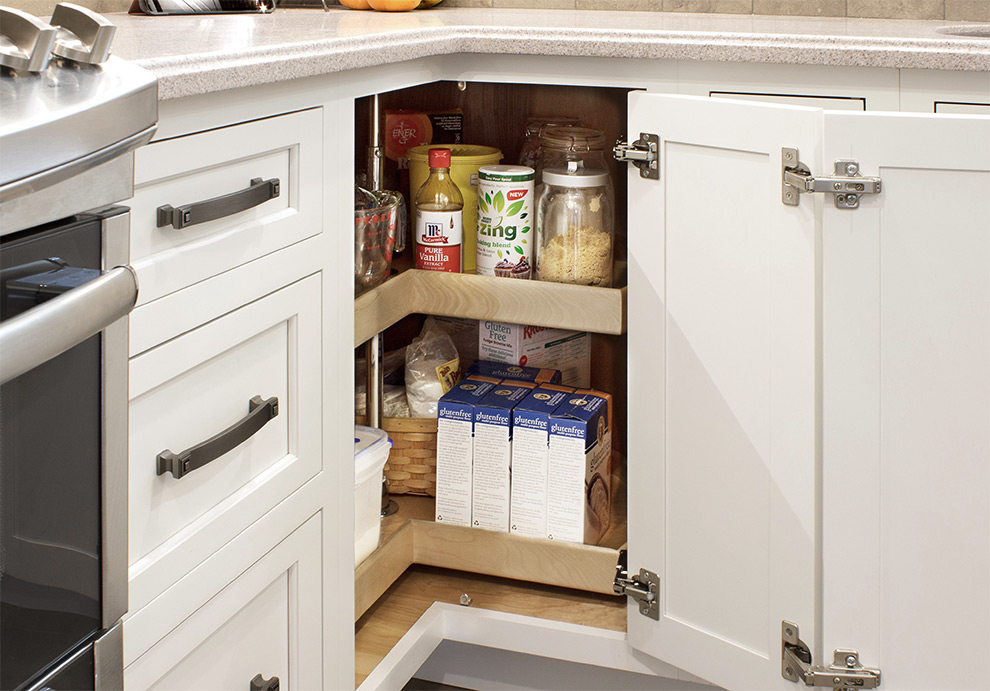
405;318;461;417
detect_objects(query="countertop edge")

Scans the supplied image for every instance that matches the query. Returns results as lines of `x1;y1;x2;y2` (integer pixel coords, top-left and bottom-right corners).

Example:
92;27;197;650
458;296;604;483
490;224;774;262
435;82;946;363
120;14;990;101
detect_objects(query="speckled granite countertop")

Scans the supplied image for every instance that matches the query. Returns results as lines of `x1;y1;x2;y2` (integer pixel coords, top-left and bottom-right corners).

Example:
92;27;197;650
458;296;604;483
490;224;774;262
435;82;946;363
108;8;990;100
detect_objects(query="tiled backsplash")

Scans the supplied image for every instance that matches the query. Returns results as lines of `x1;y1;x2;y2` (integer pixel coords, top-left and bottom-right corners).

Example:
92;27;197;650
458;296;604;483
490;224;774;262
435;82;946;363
9;0;989;23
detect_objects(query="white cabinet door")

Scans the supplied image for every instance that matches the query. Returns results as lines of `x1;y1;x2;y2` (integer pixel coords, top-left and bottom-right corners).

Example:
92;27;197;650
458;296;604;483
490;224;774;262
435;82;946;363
125;513;322;691
822;111;990;691
626;93;822;691
128;274;322;611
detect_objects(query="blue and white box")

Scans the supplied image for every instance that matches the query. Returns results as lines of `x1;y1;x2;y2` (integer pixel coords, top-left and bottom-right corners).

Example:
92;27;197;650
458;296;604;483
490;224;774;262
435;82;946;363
472;380;536;532
547;391;612;544
466;359;562;385
435;377;497;527
509;385;574;538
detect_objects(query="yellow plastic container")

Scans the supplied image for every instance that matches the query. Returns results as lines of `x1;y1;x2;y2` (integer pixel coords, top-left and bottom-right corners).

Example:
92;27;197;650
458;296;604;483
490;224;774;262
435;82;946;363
408;144;503;273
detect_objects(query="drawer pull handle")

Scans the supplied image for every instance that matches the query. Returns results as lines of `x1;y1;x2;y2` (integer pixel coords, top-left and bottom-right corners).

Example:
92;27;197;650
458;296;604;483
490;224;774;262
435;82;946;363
250;674;280;691
156;177;280;229
157;395;279;479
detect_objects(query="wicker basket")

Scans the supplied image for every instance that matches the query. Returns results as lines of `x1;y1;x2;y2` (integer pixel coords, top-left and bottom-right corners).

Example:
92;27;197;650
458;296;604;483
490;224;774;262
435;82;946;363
355;415;438;496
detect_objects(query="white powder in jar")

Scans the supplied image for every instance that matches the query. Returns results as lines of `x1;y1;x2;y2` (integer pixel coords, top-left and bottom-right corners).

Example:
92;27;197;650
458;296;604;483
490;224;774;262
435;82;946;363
537;225;612;287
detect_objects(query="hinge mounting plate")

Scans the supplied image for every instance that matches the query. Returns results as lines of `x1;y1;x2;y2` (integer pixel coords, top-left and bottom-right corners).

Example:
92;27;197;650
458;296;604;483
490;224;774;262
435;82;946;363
782;621;881;690
782;147;882;209
613;549;659;620
614;133;659;179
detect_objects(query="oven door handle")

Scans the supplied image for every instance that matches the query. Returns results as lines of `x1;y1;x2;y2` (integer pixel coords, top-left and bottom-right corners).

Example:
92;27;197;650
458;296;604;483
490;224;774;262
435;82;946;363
0;265;138;385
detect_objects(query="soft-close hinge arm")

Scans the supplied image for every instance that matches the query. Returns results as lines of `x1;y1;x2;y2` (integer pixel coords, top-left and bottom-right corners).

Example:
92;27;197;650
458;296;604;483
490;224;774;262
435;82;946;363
613;133;659;180
782;621;882;690
782;147;882;209
613;549;660;620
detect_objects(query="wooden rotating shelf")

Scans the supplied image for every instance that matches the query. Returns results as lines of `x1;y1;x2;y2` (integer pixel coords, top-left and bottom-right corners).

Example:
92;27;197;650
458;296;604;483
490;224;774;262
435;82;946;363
354;565;626;689
354;270;626;347
355;470;627;622
354;488;628;688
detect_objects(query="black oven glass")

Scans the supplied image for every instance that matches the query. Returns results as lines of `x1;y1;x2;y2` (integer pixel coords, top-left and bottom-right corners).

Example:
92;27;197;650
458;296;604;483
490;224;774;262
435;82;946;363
0;214;105;691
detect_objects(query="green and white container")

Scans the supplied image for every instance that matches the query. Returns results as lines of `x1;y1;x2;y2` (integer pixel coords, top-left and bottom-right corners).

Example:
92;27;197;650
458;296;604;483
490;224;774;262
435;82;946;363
477;165;535;279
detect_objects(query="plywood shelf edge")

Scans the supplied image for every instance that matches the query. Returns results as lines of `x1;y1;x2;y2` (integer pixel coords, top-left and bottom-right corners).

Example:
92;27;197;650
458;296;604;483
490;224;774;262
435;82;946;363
354;270;626;347
355;518;622;621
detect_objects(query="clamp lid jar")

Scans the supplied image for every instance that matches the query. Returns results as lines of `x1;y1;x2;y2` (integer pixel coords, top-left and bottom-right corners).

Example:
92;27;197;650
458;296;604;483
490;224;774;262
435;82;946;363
536;162;614;287
535;126;609;190
519;116;583;170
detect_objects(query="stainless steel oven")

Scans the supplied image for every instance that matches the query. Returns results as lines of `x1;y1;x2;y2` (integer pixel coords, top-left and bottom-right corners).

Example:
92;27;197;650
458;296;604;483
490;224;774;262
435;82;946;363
0;5;157;689
0;207;133;691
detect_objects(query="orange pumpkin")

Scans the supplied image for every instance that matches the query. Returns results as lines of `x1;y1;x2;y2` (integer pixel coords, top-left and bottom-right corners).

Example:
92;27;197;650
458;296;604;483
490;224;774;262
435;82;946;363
367;0;419;10
338;0;372;8
417;0;443;6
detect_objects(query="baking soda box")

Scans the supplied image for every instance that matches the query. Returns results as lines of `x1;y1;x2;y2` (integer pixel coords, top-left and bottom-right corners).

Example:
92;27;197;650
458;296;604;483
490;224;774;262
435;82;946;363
471;380;536;532
479;321;590;388
546;390;612;544
435;376;498;527
466;359;562;385
509;384;575;538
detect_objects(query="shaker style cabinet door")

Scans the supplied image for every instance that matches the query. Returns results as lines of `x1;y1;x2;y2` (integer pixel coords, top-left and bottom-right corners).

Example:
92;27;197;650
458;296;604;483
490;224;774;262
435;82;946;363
124;514;322;691
128;108;323;306
821;110;990;691
626;93;990;691
625;93;822;691
128;274;322;612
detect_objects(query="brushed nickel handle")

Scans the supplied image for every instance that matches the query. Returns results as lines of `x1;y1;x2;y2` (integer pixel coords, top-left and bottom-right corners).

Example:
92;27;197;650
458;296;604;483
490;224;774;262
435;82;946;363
157;396;279;480
157;177;280;229
250;674;279;691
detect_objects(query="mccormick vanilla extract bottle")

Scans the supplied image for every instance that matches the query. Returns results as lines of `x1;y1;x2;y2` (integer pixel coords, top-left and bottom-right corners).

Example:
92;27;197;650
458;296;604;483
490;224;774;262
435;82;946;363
414;148;463;272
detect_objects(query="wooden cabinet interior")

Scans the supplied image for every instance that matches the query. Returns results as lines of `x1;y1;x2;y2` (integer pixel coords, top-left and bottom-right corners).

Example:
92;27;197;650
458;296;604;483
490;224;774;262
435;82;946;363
355;80;631;268
354;80;633;686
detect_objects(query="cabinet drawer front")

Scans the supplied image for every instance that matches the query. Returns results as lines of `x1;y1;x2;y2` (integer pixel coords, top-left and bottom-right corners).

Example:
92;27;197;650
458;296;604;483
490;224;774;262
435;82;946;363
125;514;322;691
129;108;323;305
127;274;321;611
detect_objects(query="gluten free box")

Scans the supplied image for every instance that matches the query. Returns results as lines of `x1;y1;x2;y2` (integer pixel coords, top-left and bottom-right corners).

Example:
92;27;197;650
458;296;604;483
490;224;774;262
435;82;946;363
547;390;612;544
435;377;497;527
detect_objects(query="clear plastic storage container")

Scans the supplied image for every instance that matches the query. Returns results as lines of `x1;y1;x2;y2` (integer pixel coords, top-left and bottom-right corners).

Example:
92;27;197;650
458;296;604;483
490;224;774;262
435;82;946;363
536;162;614;287
354;425;391;566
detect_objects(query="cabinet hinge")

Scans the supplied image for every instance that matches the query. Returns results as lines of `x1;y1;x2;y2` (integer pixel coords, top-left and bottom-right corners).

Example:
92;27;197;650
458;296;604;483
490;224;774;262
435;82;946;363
782;147;882;209
613;549;659;620
614;133;659;180
782;621;882;690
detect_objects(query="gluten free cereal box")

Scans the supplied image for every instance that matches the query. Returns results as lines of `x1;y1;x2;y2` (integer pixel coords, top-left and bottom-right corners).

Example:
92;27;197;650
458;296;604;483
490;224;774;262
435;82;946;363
472;380;536;532
509;384;574;538
479;321;590;388
435;377;497;527
466;358;561;385
547;390;612;544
